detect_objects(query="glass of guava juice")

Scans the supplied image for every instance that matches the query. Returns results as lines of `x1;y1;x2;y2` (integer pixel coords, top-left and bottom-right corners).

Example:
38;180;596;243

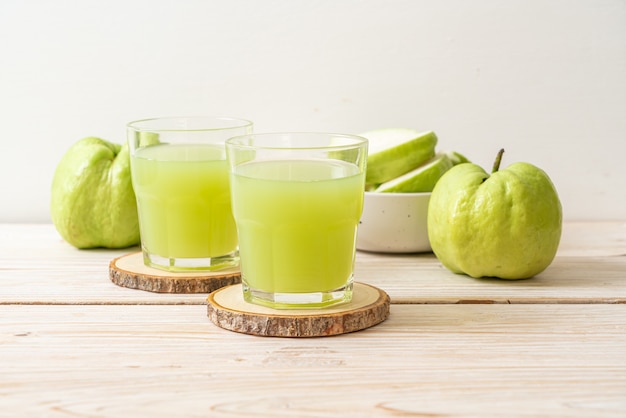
226;132;368;309
127;116;253;272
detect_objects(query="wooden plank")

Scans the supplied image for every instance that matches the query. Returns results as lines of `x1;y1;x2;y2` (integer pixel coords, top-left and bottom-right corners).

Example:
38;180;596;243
1;223;625;305
0;304;624;417
355;253;626;304
557;221;626;257
0;224;206;305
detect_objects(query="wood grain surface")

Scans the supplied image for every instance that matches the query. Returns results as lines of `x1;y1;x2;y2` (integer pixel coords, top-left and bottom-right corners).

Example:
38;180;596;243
1;304;625;417
1;222;625;305
1;222;625;417
109;251;241;293
207;282;390;337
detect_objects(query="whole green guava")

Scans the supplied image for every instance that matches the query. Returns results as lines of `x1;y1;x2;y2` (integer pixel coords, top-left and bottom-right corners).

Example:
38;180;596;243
50;137;140;249
427;149;562;279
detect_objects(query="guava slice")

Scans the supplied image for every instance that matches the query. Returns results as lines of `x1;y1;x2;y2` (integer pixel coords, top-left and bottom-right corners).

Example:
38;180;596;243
447;150;470;165
360;129;437;185
375;153;454;193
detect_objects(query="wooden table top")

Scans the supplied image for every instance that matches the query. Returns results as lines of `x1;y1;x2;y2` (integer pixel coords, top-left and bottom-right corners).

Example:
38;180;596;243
1;222;625;416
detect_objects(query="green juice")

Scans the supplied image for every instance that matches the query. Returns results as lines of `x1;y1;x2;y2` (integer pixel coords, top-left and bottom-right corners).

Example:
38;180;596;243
131;143;237;261
231;159;365;296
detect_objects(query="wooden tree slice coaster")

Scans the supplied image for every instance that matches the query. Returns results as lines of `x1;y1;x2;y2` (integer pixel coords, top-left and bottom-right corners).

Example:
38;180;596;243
109;252;241;293
207;282;390;337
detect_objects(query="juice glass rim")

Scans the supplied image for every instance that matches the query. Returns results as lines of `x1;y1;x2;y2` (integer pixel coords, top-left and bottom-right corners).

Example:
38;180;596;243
226;132;368;152
127;116;253;133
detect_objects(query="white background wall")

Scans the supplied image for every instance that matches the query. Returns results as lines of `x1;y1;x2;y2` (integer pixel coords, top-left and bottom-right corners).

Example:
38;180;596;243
1;0;624;222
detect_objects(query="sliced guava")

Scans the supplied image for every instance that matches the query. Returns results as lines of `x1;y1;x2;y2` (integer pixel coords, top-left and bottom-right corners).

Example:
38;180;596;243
360;128;437;185
375;153;454;193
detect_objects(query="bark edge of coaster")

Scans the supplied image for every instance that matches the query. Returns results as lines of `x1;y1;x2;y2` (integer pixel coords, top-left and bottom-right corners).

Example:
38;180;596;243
109;252;241;293
207;282;390;337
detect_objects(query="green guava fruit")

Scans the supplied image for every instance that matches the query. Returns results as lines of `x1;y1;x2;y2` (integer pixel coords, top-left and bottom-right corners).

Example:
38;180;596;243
50;137;140;249
427;149;562;279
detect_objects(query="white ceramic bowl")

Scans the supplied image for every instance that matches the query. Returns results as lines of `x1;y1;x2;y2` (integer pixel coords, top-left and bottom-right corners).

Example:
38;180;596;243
357;192;432;253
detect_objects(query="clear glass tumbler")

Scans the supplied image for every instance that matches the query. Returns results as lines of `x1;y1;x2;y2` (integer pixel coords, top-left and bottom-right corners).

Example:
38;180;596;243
128;116;253;271
226;132;368;309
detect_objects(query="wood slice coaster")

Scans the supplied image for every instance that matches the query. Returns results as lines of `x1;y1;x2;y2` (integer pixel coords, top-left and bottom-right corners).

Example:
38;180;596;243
109;252;241;293
207;282;390;337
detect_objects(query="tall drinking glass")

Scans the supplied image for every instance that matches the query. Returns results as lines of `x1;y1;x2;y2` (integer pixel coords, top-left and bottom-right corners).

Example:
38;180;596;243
128;116;253;271
226;132;368;309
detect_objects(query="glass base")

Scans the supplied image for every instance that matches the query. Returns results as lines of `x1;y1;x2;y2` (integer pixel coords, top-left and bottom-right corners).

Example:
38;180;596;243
142;250;239;272
242;280;353;310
